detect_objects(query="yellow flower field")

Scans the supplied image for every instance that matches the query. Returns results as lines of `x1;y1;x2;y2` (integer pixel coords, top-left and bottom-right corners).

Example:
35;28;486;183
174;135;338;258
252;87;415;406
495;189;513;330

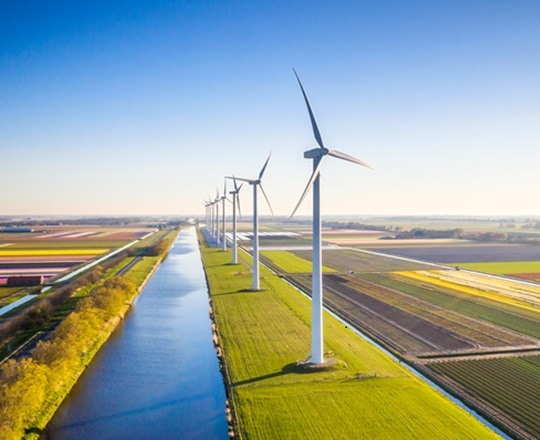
397;270;540;312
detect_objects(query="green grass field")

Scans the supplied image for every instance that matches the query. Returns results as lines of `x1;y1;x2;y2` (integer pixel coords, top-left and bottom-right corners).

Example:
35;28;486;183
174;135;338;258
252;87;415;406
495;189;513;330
125;257;160;286
0;287;23;300
261;250;335;274
453;260;540;276
202;244;499;439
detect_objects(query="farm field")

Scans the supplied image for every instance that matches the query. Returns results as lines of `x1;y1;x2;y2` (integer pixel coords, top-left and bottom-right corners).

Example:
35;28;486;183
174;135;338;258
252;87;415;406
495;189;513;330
260;250;335;274
234;222;274;233
0;248;107;256
293;248;435;273
0;287;25;301
286;273;537;357
337;237;467;246
427;356;540;440
453;261;540;281
232;228;312;248
201;243;499;439
0;226;152;242
362;272;540;340
0;226;156;297
398;270;540;312
355;218;532;232
373;243;540;264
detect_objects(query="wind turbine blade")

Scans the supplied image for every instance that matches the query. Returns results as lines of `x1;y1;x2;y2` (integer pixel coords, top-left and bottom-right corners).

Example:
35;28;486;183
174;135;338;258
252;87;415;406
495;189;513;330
258;152;272;180
293;69;325;149
259;184;274;215
226;176;252;183
290;159;324;218
237;183;243;192
233;176;239;192
237;193;242;219
223;179;227;196
328;150;373;169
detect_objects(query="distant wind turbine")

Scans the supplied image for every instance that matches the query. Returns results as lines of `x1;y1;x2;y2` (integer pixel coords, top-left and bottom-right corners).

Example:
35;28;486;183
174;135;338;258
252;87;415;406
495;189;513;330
227;153;273;290
291;70;372;365
206;195;216;245
203;199;211;231
214;188;220;246
220;180;229;251
229;177;243;264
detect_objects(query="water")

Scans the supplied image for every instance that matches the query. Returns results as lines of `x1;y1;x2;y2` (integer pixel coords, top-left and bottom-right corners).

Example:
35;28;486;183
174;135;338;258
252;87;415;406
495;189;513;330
46;227;228;439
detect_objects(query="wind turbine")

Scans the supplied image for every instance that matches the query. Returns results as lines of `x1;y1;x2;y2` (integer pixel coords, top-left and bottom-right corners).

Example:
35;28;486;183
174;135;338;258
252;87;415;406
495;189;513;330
229;177;243;264
291;70;372;365
207;193;218;246
220;181;229;251
206;195;215;245
227;153;273;290
214;189;220;246
203;199;211;235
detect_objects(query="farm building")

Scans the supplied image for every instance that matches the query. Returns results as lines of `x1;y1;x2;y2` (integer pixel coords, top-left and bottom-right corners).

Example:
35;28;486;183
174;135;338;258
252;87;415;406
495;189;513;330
7;275;44;286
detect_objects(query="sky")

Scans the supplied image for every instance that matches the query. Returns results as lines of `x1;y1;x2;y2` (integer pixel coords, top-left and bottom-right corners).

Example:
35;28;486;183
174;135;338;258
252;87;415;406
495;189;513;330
1;0;540;217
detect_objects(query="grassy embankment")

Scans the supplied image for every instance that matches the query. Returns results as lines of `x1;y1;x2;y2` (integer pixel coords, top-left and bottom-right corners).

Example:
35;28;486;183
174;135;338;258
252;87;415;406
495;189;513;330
201;243;500;439
0;229;178;439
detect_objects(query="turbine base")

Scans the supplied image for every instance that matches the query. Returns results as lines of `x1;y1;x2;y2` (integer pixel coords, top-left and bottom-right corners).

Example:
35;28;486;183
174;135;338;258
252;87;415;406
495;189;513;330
295;356;337;371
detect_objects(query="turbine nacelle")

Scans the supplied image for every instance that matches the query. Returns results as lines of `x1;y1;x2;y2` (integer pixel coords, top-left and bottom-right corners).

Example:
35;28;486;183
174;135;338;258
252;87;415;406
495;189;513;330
304;147;328;159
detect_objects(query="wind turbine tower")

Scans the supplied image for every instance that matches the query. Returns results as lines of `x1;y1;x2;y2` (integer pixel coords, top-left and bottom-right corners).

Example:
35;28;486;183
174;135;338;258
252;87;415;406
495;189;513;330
214;189;220;246
229;178;243;264
228;154;272;290
291;70;372;364
203;200;211;232
220;181;228;251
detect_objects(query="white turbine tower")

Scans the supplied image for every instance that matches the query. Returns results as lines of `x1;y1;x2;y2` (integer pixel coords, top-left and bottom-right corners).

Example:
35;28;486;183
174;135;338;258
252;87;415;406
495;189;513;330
214;189;220;246
229;177;243;264
228;154;273;290
291;70;372;365
208;193;218;245
203;199;211;233
207;195;216;244
220;181;229;251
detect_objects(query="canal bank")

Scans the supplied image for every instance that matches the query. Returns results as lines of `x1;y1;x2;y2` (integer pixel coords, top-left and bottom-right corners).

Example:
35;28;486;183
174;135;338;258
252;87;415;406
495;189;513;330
46;227;228;439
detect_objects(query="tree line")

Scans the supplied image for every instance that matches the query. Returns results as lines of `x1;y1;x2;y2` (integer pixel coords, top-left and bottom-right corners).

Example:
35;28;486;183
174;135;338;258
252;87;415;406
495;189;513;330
0;275;137;439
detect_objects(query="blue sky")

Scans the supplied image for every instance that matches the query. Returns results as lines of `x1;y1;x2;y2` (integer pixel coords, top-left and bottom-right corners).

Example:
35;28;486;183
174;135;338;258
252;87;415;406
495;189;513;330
1;1;539;216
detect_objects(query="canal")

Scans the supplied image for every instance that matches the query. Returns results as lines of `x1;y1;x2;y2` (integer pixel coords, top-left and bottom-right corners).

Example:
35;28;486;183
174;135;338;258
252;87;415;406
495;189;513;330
47;227;228;439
